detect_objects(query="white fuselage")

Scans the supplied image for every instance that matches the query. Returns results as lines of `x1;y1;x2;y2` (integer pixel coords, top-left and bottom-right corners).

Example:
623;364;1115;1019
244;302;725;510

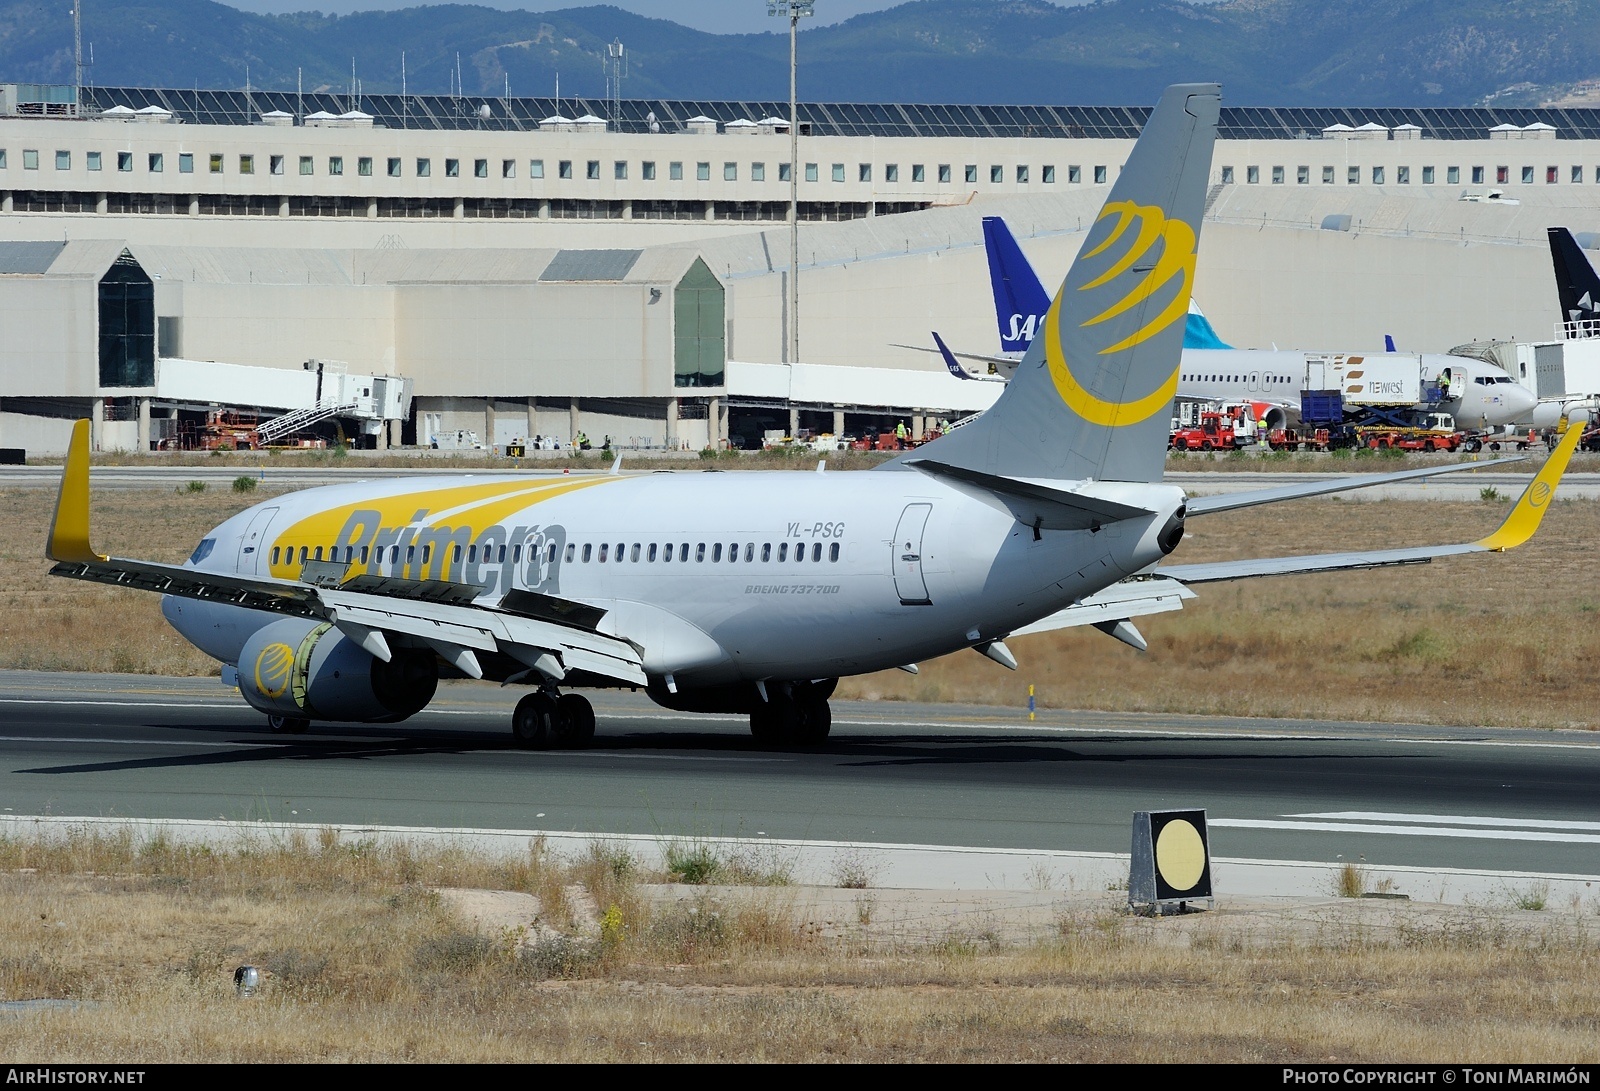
164;469;1183;688
1177;348;1536;430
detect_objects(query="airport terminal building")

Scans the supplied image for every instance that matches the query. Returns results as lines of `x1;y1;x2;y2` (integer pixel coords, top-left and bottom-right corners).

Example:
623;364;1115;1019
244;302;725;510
3;83;1600;453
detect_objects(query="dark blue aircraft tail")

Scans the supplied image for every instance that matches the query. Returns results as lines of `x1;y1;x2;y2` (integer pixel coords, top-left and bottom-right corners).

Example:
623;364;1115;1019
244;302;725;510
982;216;1051;354
1549;227;1600;325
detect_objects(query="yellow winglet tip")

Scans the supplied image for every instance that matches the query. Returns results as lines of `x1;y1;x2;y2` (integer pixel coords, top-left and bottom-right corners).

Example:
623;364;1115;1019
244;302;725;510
45;419;107;564
1474;423;1582;553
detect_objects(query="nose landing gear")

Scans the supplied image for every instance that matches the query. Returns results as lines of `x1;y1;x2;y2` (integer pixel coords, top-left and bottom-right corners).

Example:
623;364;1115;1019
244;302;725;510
512;689;596;750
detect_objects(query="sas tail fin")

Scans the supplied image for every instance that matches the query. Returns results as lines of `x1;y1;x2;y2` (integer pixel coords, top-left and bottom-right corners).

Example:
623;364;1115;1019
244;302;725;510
1182;297;1232;350
982;216;1051;355
1548;227;1600;326
906;83;1220;484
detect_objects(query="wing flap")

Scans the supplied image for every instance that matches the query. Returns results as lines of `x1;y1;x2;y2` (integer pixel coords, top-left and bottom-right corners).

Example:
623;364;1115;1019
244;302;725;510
1010;575;1195;637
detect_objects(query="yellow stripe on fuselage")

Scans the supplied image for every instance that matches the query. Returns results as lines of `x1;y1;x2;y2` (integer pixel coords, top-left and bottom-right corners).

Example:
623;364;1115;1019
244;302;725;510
265;475;618;582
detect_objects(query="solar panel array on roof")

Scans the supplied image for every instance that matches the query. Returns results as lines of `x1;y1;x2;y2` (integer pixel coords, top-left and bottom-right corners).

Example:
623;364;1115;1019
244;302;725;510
81;88;1600;140
0;240;67;275
539;250;642;282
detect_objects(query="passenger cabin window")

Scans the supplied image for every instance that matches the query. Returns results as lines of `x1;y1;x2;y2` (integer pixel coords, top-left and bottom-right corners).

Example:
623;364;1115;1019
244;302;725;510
696;544;706;562
761;543;771;561
712;544;723;562
830;543;841;562
582;544;593;562
648;543;657;562
778;543;788;561
565;544;575;562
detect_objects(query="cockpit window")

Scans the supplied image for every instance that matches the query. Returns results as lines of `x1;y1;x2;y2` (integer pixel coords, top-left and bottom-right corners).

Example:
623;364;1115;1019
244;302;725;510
188;538;216;565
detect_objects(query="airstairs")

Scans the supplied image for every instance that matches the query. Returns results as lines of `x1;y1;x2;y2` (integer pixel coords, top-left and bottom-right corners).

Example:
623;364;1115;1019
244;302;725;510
257;399;358;444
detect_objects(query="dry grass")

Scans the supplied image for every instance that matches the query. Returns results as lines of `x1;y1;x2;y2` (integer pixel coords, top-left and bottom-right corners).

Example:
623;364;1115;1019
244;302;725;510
0;830;1597;1062
5;482;1599;727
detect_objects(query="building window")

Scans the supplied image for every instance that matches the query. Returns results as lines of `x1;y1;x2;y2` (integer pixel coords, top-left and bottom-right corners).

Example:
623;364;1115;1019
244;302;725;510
777;162;789;181
964;164;977;183
359;156;373;177
989;164;1002;183
726;162;738;181
752;162;765;181
328;156;343;176
387;157;401;177
299;155;313;175
417;158;432;177
912;164;925;182
1348;165;1360;184
831;163;845;182
1220;165;1234;183
1447;166;1459;184
1297;165;1309;184
209;154;222;174
504;159;516;179
558;160;572;180
1094;166;1107;183
1016;164;1028;183
475;158;488;179
858;163;871;182
179;153;193;174
1422;165;1434;184
804;162;817;182
1372;166;1385;184
54;150;69;170
1574;165;1585;184
1520;166;1533;184
1246;165;1259;183
1042;165;1055;183
529;159;544;179
1397;165;1409;184
21;149;37;170
1495;166;1508;183
671;161;684;180
86;151;100;171
1068;165;1081;183
1548;166;1559;183
635;160;651;180
697;162;711;181
1271;165;1284;184
884;163;897;182
1322;165;1335;184
1472;166;1484;184
938;163;951;183
445;158;460;178
237;154;251;175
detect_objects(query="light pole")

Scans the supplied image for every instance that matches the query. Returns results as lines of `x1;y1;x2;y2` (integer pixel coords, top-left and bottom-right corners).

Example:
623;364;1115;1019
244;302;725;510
768;1;813;375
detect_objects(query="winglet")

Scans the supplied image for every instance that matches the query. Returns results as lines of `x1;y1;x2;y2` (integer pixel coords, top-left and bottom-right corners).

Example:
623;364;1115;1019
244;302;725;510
610;453;623;474
1475;423;1581;551
932;331;969;379
46;419;107;564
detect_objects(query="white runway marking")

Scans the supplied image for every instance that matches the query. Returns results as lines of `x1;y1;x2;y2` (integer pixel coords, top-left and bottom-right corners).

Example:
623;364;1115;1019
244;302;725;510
1293;811;1600;832
1213;814;1600;844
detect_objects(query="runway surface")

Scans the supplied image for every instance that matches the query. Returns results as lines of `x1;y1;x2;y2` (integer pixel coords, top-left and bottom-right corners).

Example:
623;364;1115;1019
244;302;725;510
2;671;1596;882
1;463;1597;500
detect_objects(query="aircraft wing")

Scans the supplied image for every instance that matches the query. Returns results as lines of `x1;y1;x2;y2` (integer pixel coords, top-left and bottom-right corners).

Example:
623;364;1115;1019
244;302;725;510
1010;575;1195;637
46;421;647;686
1184;455;1526;516
1163;424;1579;583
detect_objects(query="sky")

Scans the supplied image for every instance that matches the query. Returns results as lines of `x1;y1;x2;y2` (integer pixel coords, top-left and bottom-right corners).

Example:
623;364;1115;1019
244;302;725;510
217;1;1096;36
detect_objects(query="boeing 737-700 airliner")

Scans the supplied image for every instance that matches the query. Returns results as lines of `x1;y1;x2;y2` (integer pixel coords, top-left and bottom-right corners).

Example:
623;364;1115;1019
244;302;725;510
47;84;1578;749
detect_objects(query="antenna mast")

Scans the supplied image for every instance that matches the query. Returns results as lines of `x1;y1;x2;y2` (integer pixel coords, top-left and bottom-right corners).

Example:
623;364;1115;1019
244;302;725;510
72;0;83;113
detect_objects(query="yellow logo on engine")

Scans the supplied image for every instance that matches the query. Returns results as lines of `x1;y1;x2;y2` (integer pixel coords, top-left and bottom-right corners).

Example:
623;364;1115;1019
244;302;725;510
253;642;294;699
1044;200;1196;427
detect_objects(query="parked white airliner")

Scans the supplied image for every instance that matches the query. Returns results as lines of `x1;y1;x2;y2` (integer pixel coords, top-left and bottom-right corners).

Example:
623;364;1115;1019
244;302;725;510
938;216;1537;432
47;85;1579;748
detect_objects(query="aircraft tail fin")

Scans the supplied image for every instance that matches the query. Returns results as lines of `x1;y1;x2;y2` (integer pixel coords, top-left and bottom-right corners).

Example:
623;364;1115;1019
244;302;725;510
903;84;1220;484
1182;298;1232;349
1548;227;1600;326
931;331;971;379
982;216;1052;354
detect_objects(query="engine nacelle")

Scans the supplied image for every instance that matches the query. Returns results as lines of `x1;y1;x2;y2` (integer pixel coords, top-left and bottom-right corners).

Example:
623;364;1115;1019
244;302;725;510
237;618;437;723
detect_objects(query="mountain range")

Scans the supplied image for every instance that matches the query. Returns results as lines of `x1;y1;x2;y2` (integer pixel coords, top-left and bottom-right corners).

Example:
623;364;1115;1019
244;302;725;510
3;0;1599;107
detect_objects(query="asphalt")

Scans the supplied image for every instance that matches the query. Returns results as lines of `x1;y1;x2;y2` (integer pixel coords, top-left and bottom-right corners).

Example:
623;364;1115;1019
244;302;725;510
2;671;1596;899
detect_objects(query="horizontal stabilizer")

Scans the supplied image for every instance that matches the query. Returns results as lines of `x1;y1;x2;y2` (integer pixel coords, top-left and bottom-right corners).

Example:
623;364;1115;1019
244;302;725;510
1185;456;1525;516
907;458;1157;530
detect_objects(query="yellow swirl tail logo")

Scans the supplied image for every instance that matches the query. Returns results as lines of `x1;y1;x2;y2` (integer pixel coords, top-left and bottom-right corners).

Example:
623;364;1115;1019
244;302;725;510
1045;200;1196;427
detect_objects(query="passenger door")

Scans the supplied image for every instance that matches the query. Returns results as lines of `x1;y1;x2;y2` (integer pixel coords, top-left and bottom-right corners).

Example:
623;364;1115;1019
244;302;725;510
236;506;278;573
891;503;933;606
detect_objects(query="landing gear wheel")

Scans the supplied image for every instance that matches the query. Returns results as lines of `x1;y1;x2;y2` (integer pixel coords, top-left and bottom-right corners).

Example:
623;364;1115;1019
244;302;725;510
513;692;557;749
796;698;832;744
748;694;831;748
1464;438;1482;453
555;693;596;746
266;713;309;735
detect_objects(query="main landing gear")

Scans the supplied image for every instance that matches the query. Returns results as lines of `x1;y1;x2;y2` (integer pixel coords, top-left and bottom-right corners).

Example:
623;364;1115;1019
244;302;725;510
749;681;834;748
266;713;310;735
512;689;596;750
